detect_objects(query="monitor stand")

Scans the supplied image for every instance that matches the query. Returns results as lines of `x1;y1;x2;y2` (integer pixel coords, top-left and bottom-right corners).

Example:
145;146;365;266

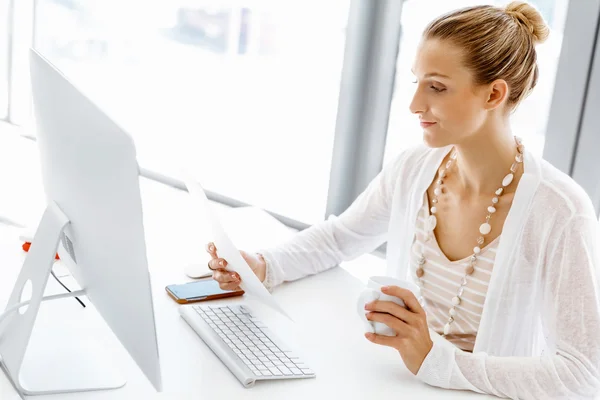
0;201;126;396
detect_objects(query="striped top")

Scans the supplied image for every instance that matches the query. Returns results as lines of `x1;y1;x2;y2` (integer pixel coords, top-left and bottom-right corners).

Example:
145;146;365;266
411;193;499;352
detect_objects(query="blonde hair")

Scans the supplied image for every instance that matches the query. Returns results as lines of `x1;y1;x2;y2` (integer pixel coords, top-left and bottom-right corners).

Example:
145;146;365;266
423;1;550;109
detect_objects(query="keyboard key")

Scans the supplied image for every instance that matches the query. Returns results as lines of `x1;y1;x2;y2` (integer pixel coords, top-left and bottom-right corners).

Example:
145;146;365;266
264;361;275;368
268;367;283;376
279;366;293;376
301;368;315;375
290;367;302;375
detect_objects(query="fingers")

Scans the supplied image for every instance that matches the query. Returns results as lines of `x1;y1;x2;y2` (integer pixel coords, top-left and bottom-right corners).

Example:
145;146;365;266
365;300;417;324
206;242;227;271
206;242;218;259
205;241;241;291
208;257;228;271
381;286;424;314
366;311;411;337
364;332;396;347
213;269;241;291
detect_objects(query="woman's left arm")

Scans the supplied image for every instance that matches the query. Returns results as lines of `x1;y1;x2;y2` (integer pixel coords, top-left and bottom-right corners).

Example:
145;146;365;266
367;214;600;399
418;214;600;399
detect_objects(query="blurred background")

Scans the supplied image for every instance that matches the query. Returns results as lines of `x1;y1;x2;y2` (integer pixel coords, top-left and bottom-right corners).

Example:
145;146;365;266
0;0;598;230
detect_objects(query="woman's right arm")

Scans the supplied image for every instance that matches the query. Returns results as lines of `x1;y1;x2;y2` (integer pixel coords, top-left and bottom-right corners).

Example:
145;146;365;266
257;153;404;289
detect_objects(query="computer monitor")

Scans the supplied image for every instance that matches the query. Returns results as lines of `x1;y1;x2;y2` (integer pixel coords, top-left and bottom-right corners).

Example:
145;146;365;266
0;49;162;396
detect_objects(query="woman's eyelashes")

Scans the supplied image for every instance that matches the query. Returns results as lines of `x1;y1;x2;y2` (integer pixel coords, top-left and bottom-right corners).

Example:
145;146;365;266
411;79;446;93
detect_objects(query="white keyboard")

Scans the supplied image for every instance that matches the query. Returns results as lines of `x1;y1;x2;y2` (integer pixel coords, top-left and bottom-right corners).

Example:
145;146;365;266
179;304;315;388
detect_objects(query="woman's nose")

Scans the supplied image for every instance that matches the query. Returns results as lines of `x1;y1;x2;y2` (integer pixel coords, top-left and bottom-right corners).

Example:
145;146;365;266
409;89;425;115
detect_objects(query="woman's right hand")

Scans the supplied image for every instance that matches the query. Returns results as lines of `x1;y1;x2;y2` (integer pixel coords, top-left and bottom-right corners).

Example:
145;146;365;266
206;242;267;291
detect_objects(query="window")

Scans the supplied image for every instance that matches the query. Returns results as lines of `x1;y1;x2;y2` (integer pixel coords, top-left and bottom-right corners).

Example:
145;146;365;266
33;0;350;225
384;0;570;164
0;0;10;119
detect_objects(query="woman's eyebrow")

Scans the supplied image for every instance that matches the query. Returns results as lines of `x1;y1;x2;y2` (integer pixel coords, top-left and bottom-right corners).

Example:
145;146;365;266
411;69;451;79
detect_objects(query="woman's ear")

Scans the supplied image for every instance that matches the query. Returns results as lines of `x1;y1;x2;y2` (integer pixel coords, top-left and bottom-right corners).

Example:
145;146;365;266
484;79;509;111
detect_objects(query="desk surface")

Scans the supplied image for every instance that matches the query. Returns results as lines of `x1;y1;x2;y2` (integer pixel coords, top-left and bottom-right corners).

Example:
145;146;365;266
0;177;493;400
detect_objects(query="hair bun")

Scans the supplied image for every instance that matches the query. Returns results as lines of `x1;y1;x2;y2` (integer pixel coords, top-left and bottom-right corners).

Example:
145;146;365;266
505;1;549;44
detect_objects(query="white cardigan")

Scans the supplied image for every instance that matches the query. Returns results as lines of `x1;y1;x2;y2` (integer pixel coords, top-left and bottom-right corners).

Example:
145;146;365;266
260;144;600;399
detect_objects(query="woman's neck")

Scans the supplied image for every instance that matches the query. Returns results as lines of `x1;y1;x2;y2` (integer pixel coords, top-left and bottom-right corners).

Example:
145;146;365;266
452;130;519;196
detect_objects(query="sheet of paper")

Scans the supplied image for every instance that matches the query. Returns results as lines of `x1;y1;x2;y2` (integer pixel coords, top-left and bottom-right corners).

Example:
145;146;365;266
183;177;292;320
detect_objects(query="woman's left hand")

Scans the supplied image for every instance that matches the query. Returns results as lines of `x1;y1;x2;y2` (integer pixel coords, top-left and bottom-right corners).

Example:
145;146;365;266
364;285;434;375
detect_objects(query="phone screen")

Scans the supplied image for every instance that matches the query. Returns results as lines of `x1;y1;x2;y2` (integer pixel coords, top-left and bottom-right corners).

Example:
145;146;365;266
167;279;237;300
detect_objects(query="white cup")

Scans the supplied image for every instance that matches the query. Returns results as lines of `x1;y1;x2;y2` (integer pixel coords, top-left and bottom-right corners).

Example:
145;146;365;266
356;276;422;336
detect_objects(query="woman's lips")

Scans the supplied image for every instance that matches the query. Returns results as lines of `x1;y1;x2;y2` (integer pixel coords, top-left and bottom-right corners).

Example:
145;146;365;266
420;121;436;128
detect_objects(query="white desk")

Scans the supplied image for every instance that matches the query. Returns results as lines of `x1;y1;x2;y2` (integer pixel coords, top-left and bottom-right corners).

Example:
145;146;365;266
0;178;493;400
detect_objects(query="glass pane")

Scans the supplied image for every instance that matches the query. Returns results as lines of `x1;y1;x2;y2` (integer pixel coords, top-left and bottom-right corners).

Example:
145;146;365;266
0;0;9;119
8;0;34;125
34;0;350;224
384;0;570;164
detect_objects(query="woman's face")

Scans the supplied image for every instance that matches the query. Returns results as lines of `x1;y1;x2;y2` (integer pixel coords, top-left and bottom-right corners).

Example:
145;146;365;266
409;38;498;148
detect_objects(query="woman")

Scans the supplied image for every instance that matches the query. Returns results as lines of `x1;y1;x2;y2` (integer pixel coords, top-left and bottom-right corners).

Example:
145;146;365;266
206;2;600;399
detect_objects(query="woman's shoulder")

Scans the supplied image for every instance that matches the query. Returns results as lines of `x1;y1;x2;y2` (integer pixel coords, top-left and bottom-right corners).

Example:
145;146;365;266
535;157;596;219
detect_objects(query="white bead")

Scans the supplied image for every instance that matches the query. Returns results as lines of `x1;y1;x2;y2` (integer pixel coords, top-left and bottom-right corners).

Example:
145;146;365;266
479;223;491;235
443;323;451;335
488;206;496;213
461;276;468;286
495;188;504;196
434;188;442;196
430;206;437;214
427;215;437;231
439;169;445;177
515;153;524;163
449;308;457;316
452;296;461;306
492;197;499;204
502;173;514;187
473;246;481;254
457;286;464;296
